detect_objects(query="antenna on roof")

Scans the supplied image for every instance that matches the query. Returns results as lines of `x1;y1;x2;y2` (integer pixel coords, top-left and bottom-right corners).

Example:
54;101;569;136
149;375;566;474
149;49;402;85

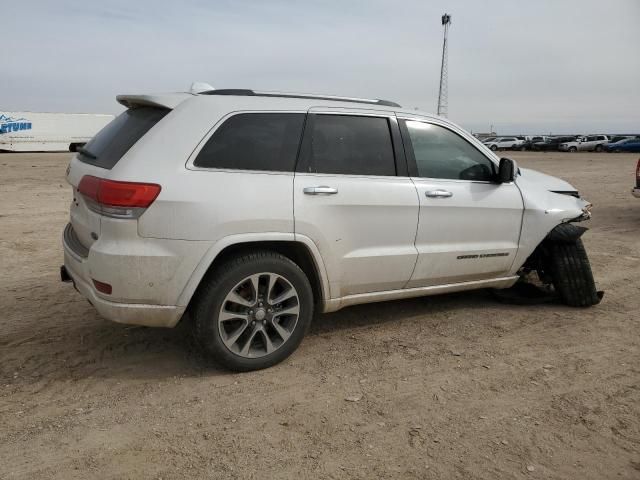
190;82;215;94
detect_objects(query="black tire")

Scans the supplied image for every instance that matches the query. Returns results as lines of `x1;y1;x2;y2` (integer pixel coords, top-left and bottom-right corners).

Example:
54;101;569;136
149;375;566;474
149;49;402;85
192;251;314;371
490;145;498;151
595;144;603;152
520;145;526;151
569;146;577;153
547;239;600;307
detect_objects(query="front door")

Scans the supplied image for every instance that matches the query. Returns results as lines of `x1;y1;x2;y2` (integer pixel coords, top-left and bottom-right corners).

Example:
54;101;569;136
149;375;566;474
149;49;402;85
399;118;524;288
294;111;419;298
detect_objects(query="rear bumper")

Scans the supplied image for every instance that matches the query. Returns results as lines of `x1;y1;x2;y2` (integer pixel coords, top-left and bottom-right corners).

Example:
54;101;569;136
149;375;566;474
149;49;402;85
633;187;640;198
62;224;186;328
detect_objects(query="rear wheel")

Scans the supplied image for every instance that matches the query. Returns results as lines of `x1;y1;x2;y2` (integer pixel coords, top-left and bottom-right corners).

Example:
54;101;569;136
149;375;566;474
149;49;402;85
490;145;498;151
546;239;601;307
569;146;577;153
193;251;314;371
595;144;603;152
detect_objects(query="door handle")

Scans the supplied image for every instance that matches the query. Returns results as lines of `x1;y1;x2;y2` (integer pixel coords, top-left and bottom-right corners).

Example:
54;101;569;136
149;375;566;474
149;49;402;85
425;189;453;198
303;186;338;195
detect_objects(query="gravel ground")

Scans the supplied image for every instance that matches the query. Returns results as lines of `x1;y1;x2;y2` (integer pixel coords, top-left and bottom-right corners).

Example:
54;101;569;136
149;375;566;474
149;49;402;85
1;151;639;479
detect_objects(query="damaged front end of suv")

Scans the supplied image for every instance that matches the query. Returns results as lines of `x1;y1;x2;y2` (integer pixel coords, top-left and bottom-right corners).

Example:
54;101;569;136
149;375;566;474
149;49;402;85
497;167;602;307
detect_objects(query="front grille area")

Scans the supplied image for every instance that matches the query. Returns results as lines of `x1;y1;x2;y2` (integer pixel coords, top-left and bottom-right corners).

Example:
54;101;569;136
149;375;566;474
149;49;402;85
63;223;89;258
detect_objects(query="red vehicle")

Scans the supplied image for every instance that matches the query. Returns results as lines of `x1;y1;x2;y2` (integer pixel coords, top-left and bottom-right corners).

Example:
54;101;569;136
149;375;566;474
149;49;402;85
633;159;640;198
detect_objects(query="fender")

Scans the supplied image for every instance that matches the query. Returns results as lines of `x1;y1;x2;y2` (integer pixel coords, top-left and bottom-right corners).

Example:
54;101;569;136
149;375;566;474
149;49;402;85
176;232;331;309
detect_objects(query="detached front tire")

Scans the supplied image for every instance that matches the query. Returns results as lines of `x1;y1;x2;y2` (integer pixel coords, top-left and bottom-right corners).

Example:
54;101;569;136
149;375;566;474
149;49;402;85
192;251;314;371
547;238;601;307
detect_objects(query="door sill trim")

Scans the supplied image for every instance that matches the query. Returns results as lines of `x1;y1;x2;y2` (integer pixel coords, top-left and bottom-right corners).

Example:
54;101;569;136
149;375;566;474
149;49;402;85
323;276;519;312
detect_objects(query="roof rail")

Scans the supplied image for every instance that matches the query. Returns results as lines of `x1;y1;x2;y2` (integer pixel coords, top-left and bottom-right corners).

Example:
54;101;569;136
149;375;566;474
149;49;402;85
200;89;401;108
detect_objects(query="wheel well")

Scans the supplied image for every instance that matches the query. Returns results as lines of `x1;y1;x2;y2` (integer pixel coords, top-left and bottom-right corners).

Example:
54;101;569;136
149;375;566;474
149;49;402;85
521;223;588;279
191;241;324;309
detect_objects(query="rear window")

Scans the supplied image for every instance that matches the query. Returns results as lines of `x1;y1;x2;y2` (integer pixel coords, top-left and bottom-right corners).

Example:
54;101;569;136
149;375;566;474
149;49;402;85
78;107;169;169
194;113;305;172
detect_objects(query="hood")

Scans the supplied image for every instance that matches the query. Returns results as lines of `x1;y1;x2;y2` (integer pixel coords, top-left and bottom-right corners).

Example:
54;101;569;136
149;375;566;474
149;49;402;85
518;167;577;192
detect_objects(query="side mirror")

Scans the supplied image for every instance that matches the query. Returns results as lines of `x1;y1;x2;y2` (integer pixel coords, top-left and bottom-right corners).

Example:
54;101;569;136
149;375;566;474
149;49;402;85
497;158;517;183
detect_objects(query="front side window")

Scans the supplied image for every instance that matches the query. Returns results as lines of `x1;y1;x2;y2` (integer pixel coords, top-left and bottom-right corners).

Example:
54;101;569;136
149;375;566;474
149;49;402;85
403;121;495;181
194;113;305;171
300;114;396;176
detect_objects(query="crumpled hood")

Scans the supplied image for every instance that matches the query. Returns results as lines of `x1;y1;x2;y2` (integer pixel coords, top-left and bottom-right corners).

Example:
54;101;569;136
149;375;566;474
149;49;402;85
518;167;577;192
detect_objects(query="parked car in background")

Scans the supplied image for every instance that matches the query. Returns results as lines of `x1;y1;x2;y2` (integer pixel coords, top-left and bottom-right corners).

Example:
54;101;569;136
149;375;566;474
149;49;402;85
606;137;640;153
608;135;633;144
533;136;577;151
560;135;609;152
521;136;547;151
633;158;640;198
483;137;524;151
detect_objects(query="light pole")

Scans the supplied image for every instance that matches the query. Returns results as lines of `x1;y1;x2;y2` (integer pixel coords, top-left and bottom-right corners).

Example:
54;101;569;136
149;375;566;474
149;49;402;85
437;13;452;117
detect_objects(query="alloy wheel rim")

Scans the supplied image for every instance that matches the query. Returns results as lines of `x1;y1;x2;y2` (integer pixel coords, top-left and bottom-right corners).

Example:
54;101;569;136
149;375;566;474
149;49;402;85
217;272;300;358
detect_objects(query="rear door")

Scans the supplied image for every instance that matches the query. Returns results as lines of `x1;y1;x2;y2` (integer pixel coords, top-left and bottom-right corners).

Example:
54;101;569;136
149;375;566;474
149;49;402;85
399;117;524;287
580;135;596;151
294;109;419;298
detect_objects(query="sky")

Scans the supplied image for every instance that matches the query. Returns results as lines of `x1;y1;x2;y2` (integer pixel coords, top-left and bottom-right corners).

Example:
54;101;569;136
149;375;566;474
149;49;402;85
2;0;639;134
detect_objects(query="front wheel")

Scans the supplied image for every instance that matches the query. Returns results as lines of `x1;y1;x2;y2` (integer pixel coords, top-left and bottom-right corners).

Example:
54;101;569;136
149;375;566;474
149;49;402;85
547;239;601;307
595;145;603;152
490;145;498;151
569;146;577;153
193;251;314;371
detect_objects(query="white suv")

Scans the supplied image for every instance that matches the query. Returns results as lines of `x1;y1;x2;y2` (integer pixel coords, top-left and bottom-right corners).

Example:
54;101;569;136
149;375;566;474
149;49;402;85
61;88;600;371
560;135;609;152
483;137;524;151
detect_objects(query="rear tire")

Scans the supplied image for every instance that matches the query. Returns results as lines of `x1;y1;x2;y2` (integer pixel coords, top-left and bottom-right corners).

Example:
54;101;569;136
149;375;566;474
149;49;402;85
569;146;577;153
192;251;314;371
595;145;603;152
490;145;498;151
547;239;601;307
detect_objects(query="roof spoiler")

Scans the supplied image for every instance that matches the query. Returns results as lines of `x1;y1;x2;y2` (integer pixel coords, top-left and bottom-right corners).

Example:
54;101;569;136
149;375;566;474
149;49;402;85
116;93;193;110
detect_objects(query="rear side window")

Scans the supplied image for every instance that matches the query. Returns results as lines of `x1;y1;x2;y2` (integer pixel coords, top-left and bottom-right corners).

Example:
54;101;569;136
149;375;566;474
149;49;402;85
194;113;305;172
300;114;396;176
78;107;169;169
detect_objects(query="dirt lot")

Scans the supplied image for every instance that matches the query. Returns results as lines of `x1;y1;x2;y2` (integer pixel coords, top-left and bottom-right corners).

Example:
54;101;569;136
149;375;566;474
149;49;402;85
1;151;639;479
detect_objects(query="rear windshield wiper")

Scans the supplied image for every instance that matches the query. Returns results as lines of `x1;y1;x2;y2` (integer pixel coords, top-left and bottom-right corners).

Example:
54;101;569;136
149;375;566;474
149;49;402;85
78;147;97;160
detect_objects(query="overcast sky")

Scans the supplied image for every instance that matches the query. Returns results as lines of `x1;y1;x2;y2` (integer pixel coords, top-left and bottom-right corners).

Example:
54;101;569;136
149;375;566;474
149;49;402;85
2;0;639;134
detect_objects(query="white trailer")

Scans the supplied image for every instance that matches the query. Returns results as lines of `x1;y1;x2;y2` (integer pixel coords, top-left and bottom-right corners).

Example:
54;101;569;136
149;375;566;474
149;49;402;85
0;111;114;152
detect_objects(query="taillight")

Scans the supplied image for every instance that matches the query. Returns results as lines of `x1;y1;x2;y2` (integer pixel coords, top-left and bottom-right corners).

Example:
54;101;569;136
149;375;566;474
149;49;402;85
78;175;161;219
